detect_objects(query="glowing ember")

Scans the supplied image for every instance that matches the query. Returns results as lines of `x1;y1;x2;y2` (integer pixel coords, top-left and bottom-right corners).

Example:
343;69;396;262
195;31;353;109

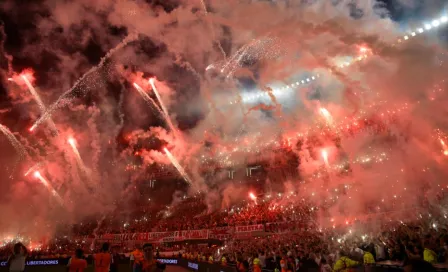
319;108;333;124
133;82;166;122
67;137;89;175
34;171;41;178
33;171;63;205
249;192;257;200
21;74;58;134
321;149;329;166
148;78;177;135
68;137;76;146
164;147;192;185
0;124;27;160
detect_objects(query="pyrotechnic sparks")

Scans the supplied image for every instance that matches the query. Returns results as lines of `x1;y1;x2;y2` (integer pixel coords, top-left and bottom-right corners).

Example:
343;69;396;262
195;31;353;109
0;124;27;160
24;162;44;177
249;192;257;200
440;139;448;156
30;33;138;132
200;101;409;167
164;147;192;185
132;82;166;119
33;171;63;205
21;75;58;135
233;12;447;98
319;108;333;124
321;149;329;166
68;137;88;174
249;192;257;204
148;78;177;134
3;0;448;245
211;36;284;78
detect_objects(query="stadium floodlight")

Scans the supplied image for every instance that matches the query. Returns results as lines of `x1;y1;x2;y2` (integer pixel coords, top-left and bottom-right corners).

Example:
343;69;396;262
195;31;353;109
411;32;416;36
441;16;448;23
432;20;440;27
404;35;409;40
425;24;432;30
417;28;424;33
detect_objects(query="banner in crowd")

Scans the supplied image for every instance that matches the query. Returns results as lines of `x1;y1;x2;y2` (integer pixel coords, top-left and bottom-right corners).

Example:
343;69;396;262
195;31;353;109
97;229;210;243
179;229;209;240
94;224;264;242
265;221;308;233
208;227;233;240
235;224;264;233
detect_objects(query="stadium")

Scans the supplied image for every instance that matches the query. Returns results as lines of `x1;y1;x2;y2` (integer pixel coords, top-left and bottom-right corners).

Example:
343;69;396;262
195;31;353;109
1;0;448;271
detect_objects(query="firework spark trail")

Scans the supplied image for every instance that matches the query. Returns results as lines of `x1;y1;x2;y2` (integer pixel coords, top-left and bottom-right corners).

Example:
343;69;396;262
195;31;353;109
164;148;192;185
148;79;177;134
90;215;106;250
321;149;330;168
24;162;45;177
21;75;58;134
223;13;447;102
30;33;139;132
440;139;448;156
320;107;333;125
199;0;226;61
211;37;282;78
34;171;63;205
249;192;258;204
0;124;27;159
132;82;167;120
68;138;89;175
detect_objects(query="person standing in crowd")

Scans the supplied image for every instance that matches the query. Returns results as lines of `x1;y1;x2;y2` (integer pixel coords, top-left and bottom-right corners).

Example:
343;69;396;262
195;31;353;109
333;250;359;272
221;254;227;266
374;238;386;261
67;248;87;272
130;244;144;272
7;243;27;272
279;258;292;272
94;242;112;272
110;246;120;272
424;240;438;264
320;258;332;272
141;243;164;272
258;251;266;268
265;252;276;270
253;253;262;272
236;256;248;272
363;249;375;265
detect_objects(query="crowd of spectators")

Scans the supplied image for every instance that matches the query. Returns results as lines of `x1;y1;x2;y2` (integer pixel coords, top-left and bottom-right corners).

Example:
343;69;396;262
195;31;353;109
69;194;316;236
2;194;448;271
178;221;447;271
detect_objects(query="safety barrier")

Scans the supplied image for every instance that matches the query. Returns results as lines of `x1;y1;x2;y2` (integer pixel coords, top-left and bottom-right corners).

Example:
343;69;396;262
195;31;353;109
1;257;447;272
0;257;237;272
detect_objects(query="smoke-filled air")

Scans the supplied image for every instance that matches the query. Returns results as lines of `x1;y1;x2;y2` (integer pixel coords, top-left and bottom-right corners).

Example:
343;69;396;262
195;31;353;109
1;0;448;245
